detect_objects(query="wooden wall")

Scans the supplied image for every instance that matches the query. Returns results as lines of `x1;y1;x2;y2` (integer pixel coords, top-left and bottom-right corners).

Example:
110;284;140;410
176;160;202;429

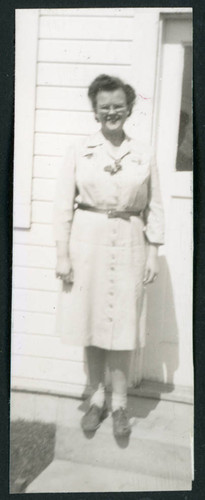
11;8;193;398
12;8;140;396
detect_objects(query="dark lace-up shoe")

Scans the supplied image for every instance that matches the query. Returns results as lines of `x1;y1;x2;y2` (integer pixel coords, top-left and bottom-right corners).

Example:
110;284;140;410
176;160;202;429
112;407;131;437
81;401;108;432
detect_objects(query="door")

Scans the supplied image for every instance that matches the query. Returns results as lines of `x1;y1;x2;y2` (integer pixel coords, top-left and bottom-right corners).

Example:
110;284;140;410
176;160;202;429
143;15;193;391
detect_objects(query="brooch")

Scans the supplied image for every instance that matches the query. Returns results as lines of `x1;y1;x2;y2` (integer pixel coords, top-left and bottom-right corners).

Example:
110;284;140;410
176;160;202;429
104;160;122;175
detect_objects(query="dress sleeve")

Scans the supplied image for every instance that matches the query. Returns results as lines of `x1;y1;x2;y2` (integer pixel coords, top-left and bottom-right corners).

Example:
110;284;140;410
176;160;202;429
53;142;76;243
144;153;165;245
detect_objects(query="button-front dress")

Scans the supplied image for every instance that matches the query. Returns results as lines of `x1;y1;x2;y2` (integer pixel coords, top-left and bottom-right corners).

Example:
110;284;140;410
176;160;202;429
54;131;164;350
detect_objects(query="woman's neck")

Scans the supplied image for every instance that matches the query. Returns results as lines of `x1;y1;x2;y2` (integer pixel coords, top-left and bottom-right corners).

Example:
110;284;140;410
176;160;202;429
101;128;125;147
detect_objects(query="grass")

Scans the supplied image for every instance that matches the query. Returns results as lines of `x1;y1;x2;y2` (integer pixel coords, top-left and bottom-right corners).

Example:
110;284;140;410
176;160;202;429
10;419;56;493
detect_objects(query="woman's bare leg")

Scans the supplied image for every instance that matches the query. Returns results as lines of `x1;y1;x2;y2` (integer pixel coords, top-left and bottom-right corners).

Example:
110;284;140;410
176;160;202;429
107;350;131;396
107;350;131;436
81;347;107;431
85;346;106;394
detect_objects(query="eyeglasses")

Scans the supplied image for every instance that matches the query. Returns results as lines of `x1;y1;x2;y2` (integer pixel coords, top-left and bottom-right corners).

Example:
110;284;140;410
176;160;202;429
98;105;127;113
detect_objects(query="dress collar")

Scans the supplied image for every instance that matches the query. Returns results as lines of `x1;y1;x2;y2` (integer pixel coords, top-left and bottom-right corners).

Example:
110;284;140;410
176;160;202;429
84;130;133;156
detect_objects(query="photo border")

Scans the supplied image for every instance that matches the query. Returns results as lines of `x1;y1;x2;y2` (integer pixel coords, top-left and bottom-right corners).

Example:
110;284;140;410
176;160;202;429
0;1;204;499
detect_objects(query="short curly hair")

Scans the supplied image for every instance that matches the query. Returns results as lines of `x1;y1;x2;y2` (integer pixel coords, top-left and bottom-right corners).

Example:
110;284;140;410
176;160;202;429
88;74;136;117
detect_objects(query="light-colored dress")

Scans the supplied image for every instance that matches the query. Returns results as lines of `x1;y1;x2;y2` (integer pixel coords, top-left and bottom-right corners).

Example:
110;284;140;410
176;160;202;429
54;131;164;350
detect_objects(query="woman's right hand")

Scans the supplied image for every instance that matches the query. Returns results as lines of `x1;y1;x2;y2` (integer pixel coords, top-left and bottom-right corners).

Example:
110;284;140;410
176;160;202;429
56;256;74;283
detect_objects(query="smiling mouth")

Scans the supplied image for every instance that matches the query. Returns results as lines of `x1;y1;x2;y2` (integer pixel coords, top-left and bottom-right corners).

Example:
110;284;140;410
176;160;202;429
106;116;121;123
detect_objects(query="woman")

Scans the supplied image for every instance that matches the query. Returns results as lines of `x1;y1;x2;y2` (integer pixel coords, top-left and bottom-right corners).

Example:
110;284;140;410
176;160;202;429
54;74;164;438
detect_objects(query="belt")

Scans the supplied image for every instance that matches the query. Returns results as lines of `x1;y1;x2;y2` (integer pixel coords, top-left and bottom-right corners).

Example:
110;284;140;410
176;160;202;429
75;202;142;220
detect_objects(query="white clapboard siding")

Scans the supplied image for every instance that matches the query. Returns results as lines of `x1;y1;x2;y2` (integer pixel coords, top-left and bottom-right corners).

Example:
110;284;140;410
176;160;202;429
39;15;133;41
13;8;158;397
37;62;132;87
12;311;56;336
13;244;56;268
36;110;139;138
12;289;57;314
12;8;136;396
12;333;84;362
38;40;131;65
36;87;91;111
33;156;61;179
32;178;56;201
36;110;96;135
11;355;87;386
32;201;53;224
13;223;55;247
40;8;135;17
13;267;57;292
34;132;86;156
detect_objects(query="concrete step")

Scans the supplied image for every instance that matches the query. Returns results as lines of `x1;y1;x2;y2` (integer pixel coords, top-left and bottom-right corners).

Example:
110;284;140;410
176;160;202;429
26;459;191;493
26;395;193;493
55;422;191;483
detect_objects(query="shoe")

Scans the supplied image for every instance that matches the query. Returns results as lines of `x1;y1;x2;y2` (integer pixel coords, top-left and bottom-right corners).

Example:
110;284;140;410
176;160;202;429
112;407;131;437
81;401;108;432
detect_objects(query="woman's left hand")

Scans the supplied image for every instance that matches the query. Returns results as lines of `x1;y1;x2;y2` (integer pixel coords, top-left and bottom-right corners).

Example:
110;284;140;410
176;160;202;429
143;245;159;285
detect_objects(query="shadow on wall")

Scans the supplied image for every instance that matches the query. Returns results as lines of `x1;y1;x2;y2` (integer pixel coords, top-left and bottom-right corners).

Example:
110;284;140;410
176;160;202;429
143;255;179;394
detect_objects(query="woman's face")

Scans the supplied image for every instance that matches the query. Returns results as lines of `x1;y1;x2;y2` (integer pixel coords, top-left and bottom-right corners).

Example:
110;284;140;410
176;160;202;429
95;88;129;135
